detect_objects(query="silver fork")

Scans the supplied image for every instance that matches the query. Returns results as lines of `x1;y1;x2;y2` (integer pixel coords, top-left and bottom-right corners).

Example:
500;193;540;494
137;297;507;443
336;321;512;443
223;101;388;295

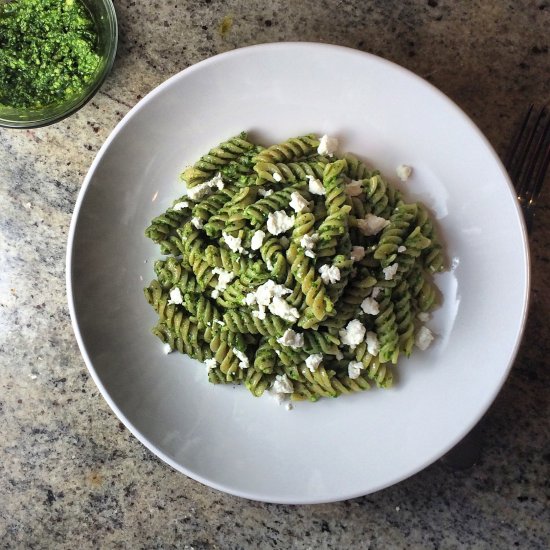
505;105;550;232
442;105;550;470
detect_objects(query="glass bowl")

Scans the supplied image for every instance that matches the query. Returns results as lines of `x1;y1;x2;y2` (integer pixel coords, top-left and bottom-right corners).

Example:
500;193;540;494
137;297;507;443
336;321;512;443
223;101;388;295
0;0;118;129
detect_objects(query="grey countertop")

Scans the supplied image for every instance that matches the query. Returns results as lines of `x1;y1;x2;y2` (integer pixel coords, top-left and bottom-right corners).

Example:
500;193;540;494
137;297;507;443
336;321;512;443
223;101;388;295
1;0;549;548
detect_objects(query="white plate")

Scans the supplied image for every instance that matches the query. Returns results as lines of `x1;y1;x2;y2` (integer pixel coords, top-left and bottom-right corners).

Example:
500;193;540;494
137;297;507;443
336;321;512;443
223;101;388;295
67;43;529;504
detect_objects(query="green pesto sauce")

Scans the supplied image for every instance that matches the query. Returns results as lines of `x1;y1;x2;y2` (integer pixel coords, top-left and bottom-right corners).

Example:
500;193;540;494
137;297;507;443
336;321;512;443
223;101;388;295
0;0;100;109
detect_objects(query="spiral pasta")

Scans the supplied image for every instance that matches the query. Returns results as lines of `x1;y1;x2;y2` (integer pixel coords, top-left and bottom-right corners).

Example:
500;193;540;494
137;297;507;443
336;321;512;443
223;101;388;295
144;132;446;403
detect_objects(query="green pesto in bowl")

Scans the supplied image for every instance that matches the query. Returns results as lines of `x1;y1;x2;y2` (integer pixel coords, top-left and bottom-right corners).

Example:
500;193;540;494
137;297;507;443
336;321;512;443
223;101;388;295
0;0;117;128
0;0;100;109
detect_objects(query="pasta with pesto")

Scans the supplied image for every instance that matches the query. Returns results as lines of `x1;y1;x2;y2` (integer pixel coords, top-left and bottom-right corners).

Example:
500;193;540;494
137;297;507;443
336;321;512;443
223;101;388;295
144;132;445;403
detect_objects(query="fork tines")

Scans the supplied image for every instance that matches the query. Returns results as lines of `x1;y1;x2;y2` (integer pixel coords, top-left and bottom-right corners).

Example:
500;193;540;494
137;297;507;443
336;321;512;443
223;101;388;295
505;105;550;210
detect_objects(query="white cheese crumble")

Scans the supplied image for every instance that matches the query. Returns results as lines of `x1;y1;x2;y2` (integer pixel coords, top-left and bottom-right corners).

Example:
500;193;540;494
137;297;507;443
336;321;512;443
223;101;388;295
214;319;225;326
417;312;430;322
305;354;323;372
289;191;309;213
168;287;183;305
317;134;338;157
204;358;217;370
269;374;294;403
319;264;341;284
258;188;274;197
267;211;295;235
396;164;413;182
300;232;319;259
162;343;172;355
339;319;366;350
306;174;326;195
232;348;250;369
345;180;363;197
415;326;434;350
172;201;189;211
361;297;380;315
350;245;366;262
357;214;390;236
371;287;383;299
211;267;235;299
191;217;203;229
186;172;224;200
397;245;407;253
222;232;245;254
272;172;282;182
366;331;380;356
269;297;300;322
348;361;363;379
251;230;266;250
383;263;399;281
244;280;292;321
286;402;293;411
277;328;304;349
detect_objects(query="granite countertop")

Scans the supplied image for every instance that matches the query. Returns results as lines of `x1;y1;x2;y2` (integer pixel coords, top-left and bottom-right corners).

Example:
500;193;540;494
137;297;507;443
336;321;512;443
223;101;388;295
1;0;549;547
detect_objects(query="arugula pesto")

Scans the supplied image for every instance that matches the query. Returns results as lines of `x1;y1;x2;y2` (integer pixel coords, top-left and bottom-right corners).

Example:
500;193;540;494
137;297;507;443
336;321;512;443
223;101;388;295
0;0;100;109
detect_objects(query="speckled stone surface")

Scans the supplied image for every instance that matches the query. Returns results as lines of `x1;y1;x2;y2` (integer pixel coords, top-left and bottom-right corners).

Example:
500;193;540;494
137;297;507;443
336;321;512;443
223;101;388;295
1;0;549;547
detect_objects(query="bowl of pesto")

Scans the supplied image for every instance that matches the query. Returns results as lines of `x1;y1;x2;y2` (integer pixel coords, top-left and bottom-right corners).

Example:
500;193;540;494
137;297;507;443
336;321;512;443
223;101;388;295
0;0;117;128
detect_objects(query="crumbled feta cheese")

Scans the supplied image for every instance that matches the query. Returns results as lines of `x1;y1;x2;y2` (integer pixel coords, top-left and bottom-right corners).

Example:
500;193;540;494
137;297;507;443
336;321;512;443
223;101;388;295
371;287;382;299
305;354;323;372
272;172;282;182
417;312;430;322
191;217;203;229
233;348;250;369
211;267;235;299
267;211;295;235
244;280;292;320
214;319;225;326
306;174;326;195
335;349;344;361
168;287;183;305
251;230;266;250
269;296;300;322
319;264;341;285
317;134;338;157
222;232;245;254
277;328;304;349
270;374;294;403
186;172;224;200
345;180;363;197
289;191;309;213
350;246;366;262
366;331;380;356
204;358;217;370
397;245;407;253
396;164;413;182
162;343;172;354
361;297;380;315
383;263;399;281
415;326;434;350
172;201;189;211
258;188;274;197
357;214;390;236
286;402;293;411
300;232;319;258
339;320;366;350
348;361;363;379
